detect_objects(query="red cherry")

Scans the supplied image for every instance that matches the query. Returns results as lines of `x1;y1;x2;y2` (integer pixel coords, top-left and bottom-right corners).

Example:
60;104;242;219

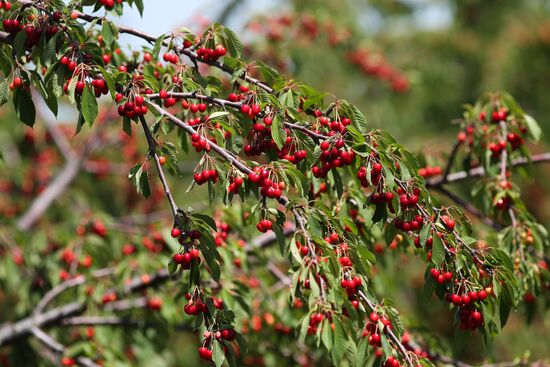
441;215;455;230
369;312;379;323
170;227;181;238
172;253;183;264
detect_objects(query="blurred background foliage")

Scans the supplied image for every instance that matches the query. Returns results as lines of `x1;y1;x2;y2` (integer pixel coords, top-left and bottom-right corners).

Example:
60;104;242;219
1;0;550;365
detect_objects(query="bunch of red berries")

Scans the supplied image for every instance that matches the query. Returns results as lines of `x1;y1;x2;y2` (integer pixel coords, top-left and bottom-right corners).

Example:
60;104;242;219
312;139;355;178
196;45;227;61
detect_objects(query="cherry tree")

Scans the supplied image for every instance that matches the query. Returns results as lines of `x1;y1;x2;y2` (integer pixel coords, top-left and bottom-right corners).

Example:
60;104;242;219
0;1;548;366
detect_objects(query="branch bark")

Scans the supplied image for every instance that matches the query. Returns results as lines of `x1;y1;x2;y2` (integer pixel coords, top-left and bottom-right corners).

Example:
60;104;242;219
15;128;105;231
427;152;550;187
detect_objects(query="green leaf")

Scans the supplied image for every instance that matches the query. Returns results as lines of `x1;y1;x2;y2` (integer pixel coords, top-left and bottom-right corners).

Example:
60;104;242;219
13;31;27;58
431;234;445;266
102;20;118;48
0;79;9;106
67;77;78;104
208;111;229;120
97;66;116;98
122;117;132;136
272;222;286;256
499;284;513;328
133;0;144;15
419;225;430;248
42;34;58;64
279;90;295;109
524;114;542;141
13;88;36;127
321;319;332;352
349;103;368;133
212;341;225;367
81;85;98;126
128;163;151;198
354;338;369;367
167;259;177;275
332;169;343;198
222;27;243;58
271;114;286;149
331;317;347;362
191;213;218;231
152;34;167;59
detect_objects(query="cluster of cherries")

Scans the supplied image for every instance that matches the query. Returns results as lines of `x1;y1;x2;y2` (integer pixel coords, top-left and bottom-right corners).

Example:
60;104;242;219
214;221;232;246
312;139;355;178
190;132;212;153
0;1;11;11
357;162;382;188
114;93;149;118
196;44;227;62
184;293;224;316
256;219;273;233
227;175;244;194
23;23;59;48
316;113;352;134
181;100;208;114
162;52;179;64
2;18;20;33
96;0;123;10
340;275;362;297
445;288;489;330
505;132;524;150
346;48;410;93
480;108;507;123
60;55;79;71
193;167;219;185
171;228;202;269
243;123;276;156
140;231;167;254
276;142;308;164
306;312;326;335
184;297;209;316
8;76;22;90
247;167;285;200
418;165;442;178
198;326;235;361
240;102;262;119
362;312;393;348
429;267;453;284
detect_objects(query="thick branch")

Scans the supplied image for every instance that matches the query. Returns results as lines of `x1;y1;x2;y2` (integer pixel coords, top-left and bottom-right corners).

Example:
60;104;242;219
427;152;550;187
32;328;101;367
16;128;105;231
0;302;86;346
33;276;86;316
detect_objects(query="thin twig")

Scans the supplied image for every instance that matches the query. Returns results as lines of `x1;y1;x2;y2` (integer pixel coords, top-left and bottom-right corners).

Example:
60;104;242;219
442;141;463;182
139;115;182;230
432;186;500;230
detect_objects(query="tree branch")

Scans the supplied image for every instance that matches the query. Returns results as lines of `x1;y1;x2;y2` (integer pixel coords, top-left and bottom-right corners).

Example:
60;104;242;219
33;276;86;316
139;115;183;231
442;141;463;182
15;123;108;231
431;186;500;230
31;327;101;367
427;152;550;187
